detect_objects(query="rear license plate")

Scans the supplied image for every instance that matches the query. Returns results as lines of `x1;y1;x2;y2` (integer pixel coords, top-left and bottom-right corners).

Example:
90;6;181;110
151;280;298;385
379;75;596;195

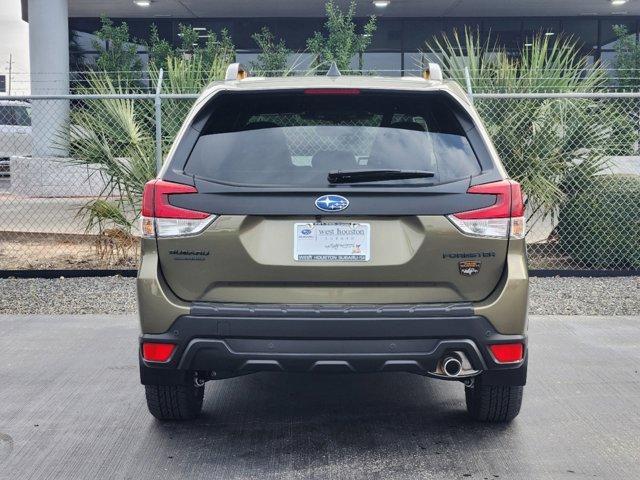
294;222;370;262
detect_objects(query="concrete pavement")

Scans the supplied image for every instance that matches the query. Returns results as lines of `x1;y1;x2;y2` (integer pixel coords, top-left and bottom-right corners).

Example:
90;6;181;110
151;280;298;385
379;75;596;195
1;314;639;479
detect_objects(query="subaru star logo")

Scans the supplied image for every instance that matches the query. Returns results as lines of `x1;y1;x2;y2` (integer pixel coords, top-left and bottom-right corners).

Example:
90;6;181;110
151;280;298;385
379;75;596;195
315;195;349;212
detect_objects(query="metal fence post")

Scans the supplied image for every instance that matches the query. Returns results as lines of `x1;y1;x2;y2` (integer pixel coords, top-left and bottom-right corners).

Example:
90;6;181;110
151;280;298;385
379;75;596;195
155;68;164;174
464;67;474;104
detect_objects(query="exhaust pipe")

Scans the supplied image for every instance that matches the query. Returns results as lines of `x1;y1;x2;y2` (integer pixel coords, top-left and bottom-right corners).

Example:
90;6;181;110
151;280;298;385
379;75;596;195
429;351;480;380
442;356;463;377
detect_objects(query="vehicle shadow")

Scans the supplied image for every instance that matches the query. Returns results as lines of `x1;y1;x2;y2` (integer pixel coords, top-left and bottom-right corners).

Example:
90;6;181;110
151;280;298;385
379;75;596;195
145;372;520;478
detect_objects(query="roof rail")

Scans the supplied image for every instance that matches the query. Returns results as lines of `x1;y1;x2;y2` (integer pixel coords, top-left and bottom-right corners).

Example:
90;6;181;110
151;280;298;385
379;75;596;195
225;63;248;81
423;62;443;82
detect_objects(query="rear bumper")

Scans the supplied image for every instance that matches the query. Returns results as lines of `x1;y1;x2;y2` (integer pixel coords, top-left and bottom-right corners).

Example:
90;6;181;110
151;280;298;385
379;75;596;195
139;302;527;386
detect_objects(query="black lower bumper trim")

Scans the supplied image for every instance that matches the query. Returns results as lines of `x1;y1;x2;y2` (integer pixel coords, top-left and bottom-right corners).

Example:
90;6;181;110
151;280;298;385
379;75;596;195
177;337;486;377
140;308;527;386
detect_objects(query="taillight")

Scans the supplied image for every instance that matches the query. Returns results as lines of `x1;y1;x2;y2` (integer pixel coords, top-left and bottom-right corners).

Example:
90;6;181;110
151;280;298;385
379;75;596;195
140;179;215;238
448;180;525;239
142;342;176;362
489;343;525;364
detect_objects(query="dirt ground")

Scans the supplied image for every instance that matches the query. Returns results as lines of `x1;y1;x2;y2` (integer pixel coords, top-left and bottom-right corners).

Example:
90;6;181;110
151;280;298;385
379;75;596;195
0;232;138;270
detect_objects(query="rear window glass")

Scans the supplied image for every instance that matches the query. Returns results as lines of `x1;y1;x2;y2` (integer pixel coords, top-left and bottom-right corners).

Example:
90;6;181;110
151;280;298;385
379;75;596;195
185;91;481;187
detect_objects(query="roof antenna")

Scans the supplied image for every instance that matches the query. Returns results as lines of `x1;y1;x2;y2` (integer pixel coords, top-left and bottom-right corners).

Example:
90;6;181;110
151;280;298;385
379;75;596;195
326;61;341;77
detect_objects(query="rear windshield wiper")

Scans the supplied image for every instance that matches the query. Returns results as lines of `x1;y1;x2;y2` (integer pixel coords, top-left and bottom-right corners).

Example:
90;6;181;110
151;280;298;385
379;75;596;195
327;169;435;184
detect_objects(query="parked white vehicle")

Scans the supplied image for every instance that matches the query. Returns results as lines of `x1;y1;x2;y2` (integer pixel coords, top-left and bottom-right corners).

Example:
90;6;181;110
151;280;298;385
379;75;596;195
0;100;32;177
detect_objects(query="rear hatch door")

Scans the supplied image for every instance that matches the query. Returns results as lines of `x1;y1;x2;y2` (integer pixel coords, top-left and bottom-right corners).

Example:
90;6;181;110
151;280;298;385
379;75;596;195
155;89;508;304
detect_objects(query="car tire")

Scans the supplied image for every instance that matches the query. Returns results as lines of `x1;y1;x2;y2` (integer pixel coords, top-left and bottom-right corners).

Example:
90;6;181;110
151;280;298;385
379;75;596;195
465;377;523;423
144;382;204;420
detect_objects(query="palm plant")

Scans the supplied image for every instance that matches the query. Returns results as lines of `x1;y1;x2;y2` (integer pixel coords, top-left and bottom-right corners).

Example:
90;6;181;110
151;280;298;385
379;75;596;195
150;54;228;148
425;29;636;233
428;30;607;93
69;72;156;223
67;43;229;249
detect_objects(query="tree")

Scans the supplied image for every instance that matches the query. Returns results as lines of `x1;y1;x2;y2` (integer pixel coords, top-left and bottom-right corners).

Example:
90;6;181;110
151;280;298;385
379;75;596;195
250;27;291;76
177;23;200;54
147;24;235;72
307;0;376;73
612;25;640;90
92;15;142;85
147;24;174;69
201;29;236;68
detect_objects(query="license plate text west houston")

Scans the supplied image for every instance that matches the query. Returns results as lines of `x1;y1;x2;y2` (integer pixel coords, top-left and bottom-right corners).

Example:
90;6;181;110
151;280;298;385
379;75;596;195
294;222;371;261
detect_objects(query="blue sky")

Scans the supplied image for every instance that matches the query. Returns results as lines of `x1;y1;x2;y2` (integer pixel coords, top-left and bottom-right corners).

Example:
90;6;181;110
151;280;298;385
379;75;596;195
0;0;30;93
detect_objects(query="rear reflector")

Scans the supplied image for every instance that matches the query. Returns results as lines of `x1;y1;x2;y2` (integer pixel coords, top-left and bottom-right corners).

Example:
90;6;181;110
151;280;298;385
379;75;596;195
304;88;360;95
141;179;216;238
489;343;524;364
142;342;176;362
448;179;525;239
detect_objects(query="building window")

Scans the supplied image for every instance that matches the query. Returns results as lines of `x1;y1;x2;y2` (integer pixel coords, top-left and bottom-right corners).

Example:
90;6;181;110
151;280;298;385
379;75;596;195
522;19;560;38
560;19;598;49
403;20;443;52
443;19;481;39
403;52;442;76
361;52;402;76
368;19;403;50
482;19;522;51
68;16;640;78
289;53;316;73
236;52;259;68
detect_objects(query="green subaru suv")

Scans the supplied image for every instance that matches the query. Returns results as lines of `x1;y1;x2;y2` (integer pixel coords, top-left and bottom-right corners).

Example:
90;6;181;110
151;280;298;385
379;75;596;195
137;64;528;423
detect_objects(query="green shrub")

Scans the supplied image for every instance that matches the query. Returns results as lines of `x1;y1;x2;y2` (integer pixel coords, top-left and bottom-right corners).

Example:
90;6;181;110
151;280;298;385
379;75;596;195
558;175;640;269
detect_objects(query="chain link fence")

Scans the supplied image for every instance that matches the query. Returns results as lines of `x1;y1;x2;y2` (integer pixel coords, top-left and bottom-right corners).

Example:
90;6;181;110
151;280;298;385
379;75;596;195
0;88;638;271
473;92;640;270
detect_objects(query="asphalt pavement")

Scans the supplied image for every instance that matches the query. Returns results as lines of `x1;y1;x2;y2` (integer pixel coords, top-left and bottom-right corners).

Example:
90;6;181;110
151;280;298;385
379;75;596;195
1;314;639;480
